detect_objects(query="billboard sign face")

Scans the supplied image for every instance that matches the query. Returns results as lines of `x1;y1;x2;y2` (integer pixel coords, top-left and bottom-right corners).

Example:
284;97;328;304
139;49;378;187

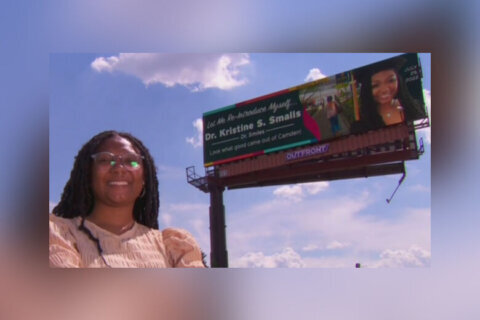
203;53;426;167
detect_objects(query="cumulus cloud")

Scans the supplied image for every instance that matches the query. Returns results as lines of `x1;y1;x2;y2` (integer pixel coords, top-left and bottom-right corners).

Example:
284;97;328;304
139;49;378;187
273;185;304;202
305;68;327;82
91;53;250;91
373;245;431;267
91;55;119;72
228;188;429;268
273;181;329;202
234;247;305;268
303;181;329;195
186;118;203;148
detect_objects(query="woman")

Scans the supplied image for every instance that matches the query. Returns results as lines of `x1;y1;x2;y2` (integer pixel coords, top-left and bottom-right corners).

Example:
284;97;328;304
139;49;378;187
370;68;405;126
50;130;206;268
351;56;423;133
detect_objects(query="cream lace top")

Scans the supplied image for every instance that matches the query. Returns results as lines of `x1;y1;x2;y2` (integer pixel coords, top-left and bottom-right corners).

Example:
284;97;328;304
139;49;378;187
49;214;205;268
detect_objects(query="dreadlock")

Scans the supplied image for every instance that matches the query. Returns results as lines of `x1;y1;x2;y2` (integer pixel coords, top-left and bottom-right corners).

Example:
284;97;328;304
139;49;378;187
52;130;160;229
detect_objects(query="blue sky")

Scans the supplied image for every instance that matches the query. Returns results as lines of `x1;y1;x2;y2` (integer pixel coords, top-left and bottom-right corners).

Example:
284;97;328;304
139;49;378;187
50;53;431;268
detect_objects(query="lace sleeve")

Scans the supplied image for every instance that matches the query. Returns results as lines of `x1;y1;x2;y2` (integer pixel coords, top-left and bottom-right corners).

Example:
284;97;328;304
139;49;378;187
49;215;82;268
162;228;205;268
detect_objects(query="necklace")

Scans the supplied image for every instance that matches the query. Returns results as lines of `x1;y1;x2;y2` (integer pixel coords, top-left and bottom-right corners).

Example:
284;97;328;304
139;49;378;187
86;218;136;234
78;217;112;268
119;220;135;232
382;102;403;119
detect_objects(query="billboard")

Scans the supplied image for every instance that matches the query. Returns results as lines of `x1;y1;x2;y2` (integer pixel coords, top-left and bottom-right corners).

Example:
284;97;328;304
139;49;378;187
217;124;416;179
203;53;426;167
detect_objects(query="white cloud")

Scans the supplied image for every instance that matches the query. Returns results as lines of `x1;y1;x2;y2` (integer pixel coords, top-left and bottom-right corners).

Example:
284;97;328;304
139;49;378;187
228;188;430;268
301;240;351;253
326;240;350;250
305;68;327;82
302;244;319;252
91;53;250;91
161;202;210;253
273;181;329;202
273;185;303;202
424;89;431;120
188;218;210;251
91;56;119;72
373;245;431;267
161;213;172;227
303;181;329;195
229;191;372;257
186;118;203;148
233;247;305;268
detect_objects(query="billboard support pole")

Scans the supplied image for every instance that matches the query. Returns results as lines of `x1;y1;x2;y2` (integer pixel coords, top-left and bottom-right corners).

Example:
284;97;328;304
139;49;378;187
208;182;228;268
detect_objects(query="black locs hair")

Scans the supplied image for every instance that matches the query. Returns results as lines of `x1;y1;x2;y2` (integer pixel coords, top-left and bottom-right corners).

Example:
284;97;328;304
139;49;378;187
52;130;160;229
353;55;424;131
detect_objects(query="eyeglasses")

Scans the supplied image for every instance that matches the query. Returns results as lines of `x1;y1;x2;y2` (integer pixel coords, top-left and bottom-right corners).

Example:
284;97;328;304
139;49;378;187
91;152;144;170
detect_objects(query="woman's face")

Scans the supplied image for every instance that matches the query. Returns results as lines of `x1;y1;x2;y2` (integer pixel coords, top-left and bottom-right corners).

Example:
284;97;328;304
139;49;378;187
91;135;145;209
371;69;398;105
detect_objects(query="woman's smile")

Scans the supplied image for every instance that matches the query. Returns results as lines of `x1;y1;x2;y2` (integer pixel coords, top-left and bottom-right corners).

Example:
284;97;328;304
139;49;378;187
91;135;145;208
371;69;398;106
108;181;129;186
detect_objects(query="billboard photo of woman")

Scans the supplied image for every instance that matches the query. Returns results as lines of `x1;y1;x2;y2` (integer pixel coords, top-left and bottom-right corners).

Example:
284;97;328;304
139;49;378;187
351;54;427;134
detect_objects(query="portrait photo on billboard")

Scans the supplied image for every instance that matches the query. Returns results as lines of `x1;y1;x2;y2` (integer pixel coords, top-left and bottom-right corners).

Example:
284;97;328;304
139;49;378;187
350;53;427;133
